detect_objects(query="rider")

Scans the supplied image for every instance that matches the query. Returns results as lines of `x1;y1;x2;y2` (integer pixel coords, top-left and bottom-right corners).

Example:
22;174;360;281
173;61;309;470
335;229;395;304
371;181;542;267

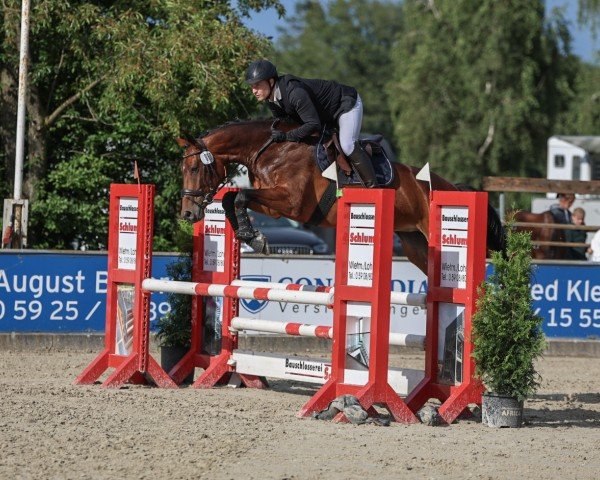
245;59;377;188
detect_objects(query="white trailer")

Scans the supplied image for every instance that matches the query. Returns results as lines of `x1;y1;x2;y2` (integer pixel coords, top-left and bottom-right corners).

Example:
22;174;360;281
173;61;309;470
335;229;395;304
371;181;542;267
546;136;600;190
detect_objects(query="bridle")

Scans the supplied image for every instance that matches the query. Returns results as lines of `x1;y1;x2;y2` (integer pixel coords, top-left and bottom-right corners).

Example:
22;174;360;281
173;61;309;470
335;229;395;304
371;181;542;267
180;138;232;212
180;130;276;213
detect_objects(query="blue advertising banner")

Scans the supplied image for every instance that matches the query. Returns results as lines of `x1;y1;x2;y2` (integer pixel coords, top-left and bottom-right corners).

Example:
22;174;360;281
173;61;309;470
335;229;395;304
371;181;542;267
0;251;172;332
527;263;600;339
1;251;599;339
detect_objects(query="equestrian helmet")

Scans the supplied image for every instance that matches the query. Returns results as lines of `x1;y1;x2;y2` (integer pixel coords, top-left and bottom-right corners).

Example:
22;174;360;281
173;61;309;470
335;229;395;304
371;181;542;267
245;59;278;84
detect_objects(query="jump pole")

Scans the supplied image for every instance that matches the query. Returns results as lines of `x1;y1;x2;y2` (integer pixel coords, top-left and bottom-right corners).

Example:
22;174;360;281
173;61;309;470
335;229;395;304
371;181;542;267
74;184;176;388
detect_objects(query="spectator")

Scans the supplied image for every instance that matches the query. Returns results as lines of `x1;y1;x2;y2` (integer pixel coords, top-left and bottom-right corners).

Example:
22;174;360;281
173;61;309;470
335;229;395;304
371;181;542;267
588;229;600;262
549;193;575;224
549;193;575;258
565;207;587;260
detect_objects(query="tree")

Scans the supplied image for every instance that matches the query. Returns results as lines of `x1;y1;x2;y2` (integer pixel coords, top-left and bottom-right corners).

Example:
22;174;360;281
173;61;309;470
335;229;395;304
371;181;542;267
274;0;403;145
556;62;600;135
1;0;282;249
578;0;600;37
388;0;577;185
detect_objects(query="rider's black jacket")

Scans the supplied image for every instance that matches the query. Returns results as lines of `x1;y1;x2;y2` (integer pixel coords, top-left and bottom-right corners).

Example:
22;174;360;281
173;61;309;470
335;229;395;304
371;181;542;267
267;75;358;142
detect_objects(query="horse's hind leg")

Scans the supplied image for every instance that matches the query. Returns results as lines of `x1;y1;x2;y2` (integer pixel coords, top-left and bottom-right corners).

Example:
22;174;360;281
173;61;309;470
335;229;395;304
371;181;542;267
231;190;269;254
396;231;428;275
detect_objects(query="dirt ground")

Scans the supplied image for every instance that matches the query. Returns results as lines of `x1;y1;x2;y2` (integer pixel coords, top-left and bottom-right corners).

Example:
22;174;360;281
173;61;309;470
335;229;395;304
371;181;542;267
0;350;599;480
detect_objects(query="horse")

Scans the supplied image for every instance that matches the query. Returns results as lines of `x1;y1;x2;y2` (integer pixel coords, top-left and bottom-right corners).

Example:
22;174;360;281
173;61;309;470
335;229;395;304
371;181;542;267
512;210;567;260
178;119;506;274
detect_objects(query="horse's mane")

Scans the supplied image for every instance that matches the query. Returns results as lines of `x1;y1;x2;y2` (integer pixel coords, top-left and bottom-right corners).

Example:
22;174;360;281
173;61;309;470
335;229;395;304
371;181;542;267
196;118;284;141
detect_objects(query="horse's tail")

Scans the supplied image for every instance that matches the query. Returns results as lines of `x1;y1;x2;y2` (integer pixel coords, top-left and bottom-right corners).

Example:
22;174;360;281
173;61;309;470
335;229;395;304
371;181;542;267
456;184;507;256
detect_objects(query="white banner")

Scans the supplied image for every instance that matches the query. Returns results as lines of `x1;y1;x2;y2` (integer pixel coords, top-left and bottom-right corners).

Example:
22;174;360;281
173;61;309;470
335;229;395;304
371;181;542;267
347;204;375;287
239;257;428;335
117;197;138;270
440;206;469;289
203;202;226;272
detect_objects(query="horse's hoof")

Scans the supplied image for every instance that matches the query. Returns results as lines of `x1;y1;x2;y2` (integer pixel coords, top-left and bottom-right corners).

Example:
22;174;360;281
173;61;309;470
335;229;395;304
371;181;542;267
249;233;269;254
235;227;257;241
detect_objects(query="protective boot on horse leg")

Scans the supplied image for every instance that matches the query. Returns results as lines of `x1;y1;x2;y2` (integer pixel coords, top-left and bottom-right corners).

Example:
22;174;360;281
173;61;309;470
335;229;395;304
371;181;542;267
221;191;240;231
348;141;377;188
232;191;269;254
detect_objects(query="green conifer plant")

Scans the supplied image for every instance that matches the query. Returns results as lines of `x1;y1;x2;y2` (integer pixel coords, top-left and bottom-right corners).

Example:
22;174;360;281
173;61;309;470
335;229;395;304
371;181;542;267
471;225;546;401
154;221;193;348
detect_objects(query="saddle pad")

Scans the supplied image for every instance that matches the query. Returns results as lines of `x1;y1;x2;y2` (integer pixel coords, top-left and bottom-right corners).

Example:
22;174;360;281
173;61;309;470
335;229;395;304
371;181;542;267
316;139;395;188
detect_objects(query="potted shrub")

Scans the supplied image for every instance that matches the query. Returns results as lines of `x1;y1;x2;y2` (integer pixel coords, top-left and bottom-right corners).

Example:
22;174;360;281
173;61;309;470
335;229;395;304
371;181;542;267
155;222;193;384
471;224;546;427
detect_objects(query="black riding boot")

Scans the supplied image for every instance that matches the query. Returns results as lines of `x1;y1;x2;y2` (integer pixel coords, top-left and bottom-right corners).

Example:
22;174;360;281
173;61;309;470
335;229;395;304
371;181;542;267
348;141;377;188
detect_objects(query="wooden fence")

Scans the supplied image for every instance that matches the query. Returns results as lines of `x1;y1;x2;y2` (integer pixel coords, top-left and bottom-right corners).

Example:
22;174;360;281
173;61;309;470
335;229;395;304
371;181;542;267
482;177;600;251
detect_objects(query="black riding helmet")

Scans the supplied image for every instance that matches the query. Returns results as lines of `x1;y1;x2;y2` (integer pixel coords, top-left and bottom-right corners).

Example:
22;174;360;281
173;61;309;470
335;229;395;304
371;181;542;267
245;59;278;84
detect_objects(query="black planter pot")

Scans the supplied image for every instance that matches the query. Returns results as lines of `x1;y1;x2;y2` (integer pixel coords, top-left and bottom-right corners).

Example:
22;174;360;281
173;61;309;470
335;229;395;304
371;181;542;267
482;392;524;428
160;345;194;385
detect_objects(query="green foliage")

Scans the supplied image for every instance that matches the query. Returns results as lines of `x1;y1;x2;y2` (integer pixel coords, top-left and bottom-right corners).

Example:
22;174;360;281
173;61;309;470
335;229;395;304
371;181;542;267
1;0;596;251
577;0;600;35
388;0;578;184
154;221;194;348
274;0;403;144
1;0;280;250
472;225;546;401
556;62;600;134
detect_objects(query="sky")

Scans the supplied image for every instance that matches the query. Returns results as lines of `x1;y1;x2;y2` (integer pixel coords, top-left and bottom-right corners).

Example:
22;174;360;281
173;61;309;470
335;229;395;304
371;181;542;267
244;0;598;63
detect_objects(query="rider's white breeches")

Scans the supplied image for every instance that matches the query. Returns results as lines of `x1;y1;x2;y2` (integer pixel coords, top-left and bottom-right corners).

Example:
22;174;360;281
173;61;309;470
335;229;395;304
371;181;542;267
338;94;363;156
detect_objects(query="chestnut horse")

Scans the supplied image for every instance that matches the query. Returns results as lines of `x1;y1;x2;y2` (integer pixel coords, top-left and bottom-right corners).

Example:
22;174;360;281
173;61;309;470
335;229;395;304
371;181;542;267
178;119;505;274
513;211;567;260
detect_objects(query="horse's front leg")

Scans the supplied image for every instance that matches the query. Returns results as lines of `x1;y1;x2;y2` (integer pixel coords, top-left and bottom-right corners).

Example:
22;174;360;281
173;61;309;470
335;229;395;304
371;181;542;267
222;190;269;254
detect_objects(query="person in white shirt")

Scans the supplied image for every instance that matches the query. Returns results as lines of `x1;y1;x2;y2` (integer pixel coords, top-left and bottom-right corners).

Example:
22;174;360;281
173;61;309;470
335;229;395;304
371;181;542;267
587;229;600;262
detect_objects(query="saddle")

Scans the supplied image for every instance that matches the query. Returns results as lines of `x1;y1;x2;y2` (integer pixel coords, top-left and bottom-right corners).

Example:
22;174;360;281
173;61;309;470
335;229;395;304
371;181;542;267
316;131;395;188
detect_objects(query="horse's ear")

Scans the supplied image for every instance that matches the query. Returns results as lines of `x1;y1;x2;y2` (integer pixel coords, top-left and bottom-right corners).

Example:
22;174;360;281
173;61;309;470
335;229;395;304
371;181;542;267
176;137;189;148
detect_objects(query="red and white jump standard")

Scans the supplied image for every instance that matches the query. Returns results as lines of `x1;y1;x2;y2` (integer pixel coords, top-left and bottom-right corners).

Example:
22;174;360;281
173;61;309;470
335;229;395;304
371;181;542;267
404;191;487;423
74;184;176;388
296;188;419;422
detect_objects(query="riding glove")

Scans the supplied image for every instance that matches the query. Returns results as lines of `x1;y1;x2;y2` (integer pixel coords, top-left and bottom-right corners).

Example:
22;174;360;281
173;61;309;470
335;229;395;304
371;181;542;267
271;130;287;143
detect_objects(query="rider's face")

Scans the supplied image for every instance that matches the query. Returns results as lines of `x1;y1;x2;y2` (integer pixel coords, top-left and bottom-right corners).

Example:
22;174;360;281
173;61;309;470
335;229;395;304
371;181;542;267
251;80;273;102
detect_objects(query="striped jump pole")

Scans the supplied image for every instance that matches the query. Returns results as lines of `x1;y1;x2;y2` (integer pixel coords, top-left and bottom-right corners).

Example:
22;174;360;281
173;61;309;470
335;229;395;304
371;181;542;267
230;317;333;339
229;317;426;349
231;279;332;293
390;292;426;307
233;280;421;306
142;278;334;306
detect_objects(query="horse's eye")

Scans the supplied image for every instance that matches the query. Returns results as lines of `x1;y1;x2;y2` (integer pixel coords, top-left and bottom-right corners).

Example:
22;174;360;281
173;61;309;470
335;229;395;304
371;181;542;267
190;166;200;174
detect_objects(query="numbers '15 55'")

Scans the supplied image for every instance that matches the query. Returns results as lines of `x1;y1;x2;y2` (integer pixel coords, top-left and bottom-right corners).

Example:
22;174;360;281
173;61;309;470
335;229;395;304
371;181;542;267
536;307;600;328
